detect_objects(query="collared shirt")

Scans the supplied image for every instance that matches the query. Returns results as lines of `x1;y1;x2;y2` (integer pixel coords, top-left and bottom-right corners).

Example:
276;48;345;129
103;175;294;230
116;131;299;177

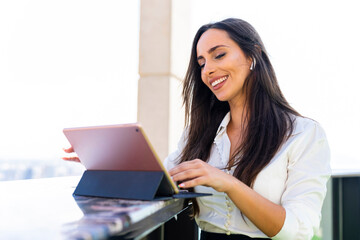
164;112;331;240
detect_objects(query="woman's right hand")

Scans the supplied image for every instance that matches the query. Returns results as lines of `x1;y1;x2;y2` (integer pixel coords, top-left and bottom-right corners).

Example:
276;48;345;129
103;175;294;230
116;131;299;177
62;146;81;163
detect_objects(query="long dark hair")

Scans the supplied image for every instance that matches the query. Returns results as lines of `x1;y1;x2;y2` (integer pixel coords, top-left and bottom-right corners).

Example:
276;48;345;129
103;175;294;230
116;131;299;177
180;18;300;215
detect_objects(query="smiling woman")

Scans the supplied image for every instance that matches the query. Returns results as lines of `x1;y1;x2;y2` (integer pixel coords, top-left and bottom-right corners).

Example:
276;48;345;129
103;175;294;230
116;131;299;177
164;18;331;240
190;0;360;171
196;29;252;103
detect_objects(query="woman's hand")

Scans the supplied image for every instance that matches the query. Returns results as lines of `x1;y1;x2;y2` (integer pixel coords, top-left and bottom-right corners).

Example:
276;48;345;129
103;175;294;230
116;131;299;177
62;146;81;163
169;159;235;193
171;159;286;237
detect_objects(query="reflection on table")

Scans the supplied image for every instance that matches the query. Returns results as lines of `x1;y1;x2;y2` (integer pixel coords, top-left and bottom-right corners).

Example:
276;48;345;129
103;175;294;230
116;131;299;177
0;176;187;240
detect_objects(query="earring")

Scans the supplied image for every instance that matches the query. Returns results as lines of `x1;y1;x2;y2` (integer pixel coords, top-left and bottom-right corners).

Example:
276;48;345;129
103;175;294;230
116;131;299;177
250;58;256;71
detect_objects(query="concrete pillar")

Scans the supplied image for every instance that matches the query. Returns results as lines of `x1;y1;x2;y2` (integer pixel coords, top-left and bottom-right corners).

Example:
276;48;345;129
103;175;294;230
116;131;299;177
138;0;190;160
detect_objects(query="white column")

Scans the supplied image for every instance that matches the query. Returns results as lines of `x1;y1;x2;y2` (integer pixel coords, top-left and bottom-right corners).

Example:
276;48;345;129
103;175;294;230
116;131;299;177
138;0;190;160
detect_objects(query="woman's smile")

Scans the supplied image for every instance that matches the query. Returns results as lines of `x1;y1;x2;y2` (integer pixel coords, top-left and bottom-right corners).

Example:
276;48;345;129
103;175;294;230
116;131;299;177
210;75;228;89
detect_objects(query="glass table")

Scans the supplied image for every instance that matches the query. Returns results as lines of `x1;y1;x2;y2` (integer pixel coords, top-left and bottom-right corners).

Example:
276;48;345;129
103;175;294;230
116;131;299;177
0;176;188;240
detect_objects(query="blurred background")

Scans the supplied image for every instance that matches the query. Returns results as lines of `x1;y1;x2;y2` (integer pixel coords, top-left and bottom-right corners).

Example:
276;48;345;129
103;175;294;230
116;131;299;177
1;0;359;181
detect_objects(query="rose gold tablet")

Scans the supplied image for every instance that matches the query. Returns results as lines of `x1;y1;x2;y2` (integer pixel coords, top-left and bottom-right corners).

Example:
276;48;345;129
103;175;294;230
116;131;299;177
63;123;179;194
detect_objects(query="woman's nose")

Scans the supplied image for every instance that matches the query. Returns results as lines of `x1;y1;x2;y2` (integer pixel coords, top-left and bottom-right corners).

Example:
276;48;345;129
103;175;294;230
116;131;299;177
203;62;215;76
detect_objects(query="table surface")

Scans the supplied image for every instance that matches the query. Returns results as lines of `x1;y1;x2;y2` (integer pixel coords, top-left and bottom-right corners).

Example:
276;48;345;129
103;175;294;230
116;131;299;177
0;176;184;240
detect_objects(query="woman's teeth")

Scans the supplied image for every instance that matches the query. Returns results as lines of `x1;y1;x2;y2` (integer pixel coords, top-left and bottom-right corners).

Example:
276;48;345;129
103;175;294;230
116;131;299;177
211;76;228;87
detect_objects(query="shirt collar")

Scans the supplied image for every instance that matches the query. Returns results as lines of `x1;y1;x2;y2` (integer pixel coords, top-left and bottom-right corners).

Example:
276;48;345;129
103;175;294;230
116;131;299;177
215;112;231;138
214;112;303;140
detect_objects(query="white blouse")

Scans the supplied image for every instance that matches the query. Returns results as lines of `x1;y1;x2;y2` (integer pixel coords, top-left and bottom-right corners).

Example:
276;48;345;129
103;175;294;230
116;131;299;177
164;112;331;240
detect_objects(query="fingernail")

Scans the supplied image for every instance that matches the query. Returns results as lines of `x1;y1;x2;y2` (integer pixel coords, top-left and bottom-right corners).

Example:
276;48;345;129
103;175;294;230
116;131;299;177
178;183;185;188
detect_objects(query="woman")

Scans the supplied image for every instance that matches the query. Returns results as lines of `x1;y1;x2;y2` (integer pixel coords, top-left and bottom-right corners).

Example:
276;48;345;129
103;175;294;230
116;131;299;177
64;18;331;240
163;18;330;239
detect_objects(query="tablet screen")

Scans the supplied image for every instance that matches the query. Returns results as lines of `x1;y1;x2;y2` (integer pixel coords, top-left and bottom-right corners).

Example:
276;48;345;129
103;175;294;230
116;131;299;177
63;123;163;171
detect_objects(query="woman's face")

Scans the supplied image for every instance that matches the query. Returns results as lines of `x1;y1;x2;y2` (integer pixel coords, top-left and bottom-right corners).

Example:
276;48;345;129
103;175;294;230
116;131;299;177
196;29;252;104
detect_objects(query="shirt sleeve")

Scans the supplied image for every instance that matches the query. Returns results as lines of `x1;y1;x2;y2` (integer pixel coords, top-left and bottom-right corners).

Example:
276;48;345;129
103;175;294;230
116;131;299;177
272;121;331;240
163;128;189;171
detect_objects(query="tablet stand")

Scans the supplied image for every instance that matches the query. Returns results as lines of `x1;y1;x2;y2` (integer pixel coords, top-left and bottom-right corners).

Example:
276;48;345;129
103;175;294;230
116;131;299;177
73;170;175;201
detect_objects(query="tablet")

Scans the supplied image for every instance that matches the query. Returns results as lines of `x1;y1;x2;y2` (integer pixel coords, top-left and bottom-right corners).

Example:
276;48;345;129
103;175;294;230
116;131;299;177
63;123;180;194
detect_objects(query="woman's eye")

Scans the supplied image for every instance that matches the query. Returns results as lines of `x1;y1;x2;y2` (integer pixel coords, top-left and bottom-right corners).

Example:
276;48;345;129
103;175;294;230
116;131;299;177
215;53;226;59
199;63;205;69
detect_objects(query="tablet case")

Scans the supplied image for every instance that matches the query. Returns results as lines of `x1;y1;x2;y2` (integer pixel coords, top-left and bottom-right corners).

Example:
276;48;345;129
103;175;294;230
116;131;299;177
64;123;211;200
74;170;211;201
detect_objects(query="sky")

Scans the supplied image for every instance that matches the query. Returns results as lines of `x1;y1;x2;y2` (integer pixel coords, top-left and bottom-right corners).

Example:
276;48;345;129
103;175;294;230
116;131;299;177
0;0;140;162
0;0;359;169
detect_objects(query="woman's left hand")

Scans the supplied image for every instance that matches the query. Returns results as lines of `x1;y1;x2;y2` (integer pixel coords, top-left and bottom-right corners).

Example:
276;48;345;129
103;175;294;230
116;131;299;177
62;146;81;163
169;159;235;192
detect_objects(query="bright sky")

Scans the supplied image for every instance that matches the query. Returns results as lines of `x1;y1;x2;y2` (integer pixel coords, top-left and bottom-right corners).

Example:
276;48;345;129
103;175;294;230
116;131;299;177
0;1;140;162
0;0;359;168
